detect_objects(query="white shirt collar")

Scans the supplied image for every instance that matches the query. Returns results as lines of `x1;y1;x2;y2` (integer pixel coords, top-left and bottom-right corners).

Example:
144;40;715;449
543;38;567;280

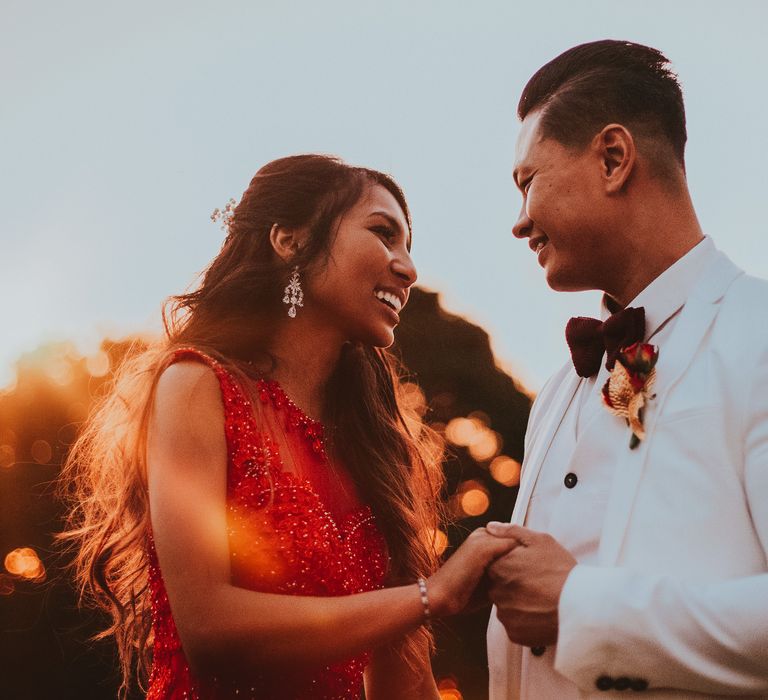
600;236;717;340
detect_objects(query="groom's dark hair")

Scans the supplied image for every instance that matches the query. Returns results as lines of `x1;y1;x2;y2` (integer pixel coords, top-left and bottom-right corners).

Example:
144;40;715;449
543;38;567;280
519;40;687;176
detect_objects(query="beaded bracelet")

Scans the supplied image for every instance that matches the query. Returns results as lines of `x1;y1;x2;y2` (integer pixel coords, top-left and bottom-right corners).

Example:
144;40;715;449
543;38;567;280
416;577;431;621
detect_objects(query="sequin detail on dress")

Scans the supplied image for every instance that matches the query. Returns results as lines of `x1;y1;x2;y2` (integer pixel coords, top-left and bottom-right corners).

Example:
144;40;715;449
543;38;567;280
146;349;388;700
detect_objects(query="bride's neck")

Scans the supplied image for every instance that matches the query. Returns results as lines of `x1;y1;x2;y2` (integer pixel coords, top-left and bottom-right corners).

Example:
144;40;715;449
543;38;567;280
254;316;344;423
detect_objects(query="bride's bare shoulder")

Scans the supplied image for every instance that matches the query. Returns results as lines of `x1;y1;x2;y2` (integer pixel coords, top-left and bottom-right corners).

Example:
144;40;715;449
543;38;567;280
153;360;225;429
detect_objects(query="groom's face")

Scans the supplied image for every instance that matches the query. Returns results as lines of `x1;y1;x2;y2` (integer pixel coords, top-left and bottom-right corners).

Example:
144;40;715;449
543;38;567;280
512;110;609;292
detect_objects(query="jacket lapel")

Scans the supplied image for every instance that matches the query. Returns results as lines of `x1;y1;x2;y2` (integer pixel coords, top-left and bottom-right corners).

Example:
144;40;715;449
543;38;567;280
598;251;744;564
511;368;582;524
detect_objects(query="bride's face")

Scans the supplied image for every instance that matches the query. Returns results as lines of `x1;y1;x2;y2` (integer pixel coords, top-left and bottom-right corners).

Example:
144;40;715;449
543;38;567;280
306;183;416;348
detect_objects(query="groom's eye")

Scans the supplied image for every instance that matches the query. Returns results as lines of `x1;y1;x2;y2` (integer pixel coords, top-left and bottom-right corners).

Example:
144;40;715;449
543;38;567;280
516;174;532;194
522;177;533;193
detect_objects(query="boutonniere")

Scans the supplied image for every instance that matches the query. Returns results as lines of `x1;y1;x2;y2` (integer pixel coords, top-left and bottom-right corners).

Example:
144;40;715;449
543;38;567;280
601;342;659;449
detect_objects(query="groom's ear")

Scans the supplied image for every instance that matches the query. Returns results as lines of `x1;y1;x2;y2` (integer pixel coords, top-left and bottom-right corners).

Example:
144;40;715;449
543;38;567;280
594;124;636;194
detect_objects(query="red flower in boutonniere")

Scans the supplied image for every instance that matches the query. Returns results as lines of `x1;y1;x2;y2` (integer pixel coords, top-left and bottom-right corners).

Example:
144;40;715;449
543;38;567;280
601;342;659;449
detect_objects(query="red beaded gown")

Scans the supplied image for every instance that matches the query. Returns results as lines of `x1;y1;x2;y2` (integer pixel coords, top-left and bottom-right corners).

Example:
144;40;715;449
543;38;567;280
146;349;389;699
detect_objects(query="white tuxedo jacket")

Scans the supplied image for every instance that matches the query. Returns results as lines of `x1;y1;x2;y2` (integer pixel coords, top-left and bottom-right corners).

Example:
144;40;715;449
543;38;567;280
488;250;768;698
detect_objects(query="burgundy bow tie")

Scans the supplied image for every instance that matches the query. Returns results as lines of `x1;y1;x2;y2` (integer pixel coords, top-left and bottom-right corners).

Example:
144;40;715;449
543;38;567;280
565;307;646;378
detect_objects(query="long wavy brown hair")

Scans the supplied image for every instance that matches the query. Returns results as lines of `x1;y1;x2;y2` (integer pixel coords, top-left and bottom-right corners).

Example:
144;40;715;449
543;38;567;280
59;154;445;697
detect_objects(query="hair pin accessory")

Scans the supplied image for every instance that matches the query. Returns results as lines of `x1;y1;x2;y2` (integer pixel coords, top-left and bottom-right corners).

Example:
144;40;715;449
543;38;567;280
210;198;237;233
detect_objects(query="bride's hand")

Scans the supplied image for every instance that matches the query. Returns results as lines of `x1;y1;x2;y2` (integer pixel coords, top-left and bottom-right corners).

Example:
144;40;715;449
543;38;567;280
425;526;522;618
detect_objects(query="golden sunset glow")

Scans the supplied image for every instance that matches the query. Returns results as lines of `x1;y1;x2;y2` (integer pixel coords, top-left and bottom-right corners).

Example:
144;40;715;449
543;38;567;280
424;527;449;557
445;417;475;446
86;351;111;378
446;414;502;463
468;430;501;462
4;547;46;581
401;381;427;416
437;676;464;700
401;381;428;436
438;690;464;700
490;456;521;487
460;489;490;517
5;5;758;697
457;480;491;517
45;355;75;386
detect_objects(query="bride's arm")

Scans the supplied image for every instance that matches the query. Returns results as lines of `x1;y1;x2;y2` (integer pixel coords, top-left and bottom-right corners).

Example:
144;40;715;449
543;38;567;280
148;362;515;678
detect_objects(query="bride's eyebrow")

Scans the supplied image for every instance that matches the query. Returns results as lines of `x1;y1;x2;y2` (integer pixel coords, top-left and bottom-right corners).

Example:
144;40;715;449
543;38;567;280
367;211;401;229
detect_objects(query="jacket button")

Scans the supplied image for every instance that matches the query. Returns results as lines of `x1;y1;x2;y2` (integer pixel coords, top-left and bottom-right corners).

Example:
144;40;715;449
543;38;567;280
630;679;649;692
564;472;578;488
530;646;546;656
615;677;631;690
596;676;614;691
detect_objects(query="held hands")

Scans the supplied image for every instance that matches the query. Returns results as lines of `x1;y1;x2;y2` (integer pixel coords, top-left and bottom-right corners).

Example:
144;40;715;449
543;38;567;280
484;522;577;646
422;522;576;640
425;527;520;618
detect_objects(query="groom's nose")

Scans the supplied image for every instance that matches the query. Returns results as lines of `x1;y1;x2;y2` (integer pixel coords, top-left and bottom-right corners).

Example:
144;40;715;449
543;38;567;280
512;203;533;239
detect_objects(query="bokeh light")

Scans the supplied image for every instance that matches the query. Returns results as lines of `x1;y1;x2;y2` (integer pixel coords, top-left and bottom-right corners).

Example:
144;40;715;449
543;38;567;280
401;382;428;436
446;413;503;463
438;676;464;700
457;480;490;517
0;303;533;693
490;456;521;487
401;381;427;416
424;527;449;557
31;439;52;464
439;690;463;700
468;430;501;462
445;417;475;447
461;489;490;517
86;351;110;378
4;547;46;581
45;355;74;386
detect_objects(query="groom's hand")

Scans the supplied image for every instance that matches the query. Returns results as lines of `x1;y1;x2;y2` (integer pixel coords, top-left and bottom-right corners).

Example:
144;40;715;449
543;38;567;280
485;522;577;646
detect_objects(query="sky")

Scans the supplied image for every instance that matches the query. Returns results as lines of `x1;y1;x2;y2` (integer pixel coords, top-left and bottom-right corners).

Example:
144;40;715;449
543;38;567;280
2;0;767;392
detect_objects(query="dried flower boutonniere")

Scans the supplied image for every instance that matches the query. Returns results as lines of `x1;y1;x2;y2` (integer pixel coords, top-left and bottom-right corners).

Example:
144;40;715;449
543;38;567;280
601;342;659;449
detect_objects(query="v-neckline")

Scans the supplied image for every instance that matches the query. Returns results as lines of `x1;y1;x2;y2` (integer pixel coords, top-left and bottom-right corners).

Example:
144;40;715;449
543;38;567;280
246;377;373;531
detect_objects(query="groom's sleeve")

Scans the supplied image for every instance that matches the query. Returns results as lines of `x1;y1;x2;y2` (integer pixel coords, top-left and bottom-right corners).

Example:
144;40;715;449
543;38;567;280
553;345;768;695
554;568;768;694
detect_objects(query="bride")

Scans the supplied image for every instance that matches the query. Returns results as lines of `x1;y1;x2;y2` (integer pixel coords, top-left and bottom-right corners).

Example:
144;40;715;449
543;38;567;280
61;154;515;699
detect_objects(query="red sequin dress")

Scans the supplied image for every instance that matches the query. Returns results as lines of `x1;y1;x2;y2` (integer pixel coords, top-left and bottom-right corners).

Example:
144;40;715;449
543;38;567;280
146;349;389;699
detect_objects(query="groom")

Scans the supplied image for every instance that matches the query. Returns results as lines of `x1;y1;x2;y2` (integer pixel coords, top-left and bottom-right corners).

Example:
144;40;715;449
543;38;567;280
486;40;768;698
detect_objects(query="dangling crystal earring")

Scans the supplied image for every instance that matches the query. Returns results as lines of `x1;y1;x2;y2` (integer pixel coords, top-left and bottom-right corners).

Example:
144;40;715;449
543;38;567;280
282;266;304;318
